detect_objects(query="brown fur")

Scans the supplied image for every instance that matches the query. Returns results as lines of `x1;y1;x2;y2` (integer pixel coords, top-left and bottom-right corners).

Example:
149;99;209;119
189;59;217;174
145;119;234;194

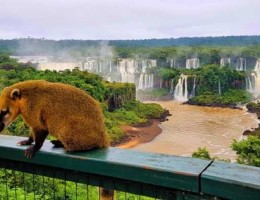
0;80;110;157
0;80;113;199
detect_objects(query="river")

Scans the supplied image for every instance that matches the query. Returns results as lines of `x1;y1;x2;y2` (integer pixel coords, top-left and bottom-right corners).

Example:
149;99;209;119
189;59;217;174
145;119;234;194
133;101;259;161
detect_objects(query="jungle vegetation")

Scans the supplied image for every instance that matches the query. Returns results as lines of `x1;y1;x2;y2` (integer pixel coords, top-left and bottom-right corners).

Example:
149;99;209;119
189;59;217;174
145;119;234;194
0;36;259;197
0;53;165;142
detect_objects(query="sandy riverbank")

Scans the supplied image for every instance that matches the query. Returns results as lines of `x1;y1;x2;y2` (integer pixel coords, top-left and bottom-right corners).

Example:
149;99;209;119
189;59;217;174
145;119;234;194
114;119;163;149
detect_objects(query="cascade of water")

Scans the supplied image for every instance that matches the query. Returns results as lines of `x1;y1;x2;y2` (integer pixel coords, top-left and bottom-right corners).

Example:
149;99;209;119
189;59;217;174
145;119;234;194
174;74;189;101
148;74;152;88
169;59;180;68
150;74;154;88
186;58;200;69
138;74;144;90
252;59;260;97
236;58;247;71
160;79;163;89
169;79;174;94
99;61;102;73
175;60;180;68
190;76;196;97
251;73;256;92
138;74;153;90
220;58;231;67
144;74;149;88
246;60;260;96
109;61;112;73
148;59;157;67
246;76;254;92
118;59;136;83
218;80;222;96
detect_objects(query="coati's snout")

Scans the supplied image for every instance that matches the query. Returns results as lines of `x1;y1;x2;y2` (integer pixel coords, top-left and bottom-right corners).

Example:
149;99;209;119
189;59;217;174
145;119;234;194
0;109;9;132
0;88;22;132
0;122;5;132
0;108;11;132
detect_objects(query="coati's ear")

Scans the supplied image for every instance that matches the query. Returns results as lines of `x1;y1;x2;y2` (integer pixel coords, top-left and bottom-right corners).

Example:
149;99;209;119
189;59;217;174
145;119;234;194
10;89;21;100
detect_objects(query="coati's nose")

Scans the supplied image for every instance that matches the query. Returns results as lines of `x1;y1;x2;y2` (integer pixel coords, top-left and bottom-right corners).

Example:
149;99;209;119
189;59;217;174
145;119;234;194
0;122;5;132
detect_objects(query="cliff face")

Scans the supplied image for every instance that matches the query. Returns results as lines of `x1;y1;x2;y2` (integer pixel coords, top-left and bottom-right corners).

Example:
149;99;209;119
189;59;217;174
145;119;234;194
105;82;136;111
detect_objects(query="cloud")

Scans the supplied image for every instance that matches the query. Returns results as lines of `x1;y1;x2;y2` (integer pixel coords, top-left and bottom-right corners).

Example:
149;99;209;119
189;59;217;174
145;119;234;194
0;0;259;39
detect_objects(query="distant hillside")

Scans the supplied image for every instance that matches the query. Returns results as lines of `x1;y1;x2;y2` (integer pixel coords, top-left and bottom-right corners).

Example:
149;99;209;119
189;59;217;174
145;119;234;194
109;36;260;47
0;36;259;55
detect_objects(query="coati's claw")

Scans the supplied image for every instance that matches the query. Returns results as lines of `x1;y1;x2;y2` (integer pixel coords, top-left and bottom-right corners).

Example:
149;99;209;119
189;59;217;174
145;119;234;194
25;146;36;158
17;139;33;146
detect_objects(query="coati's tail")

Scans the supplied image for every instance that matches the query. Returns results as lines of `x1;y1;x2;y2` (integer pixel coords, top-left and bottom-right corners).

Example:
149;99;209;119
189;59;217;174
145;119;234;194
99;188;115;200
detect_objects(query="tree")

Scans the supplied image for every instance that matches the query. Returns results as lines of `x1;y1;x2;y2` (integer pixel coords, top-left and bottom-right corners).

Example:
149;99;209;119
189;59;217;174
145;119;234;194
231;136;260;167
192;147;211;160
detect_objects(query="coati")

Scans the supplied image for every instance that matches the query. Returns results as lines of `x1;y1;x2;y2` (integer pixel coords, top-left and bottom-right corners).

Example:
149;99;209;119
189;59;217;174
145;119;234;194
0;80;110;158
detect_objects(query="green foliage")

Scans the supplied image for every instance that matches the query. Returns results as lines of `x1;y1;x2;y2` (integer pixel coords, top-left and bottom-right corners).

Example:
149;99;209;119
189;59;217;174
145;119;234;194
246;102;260;121
0;170;154;199
158;67;180;80
4;116;29;136
188;89;251;107
194;65;246;95
0;66;107;102
149;64;248;105
192;147;211;160
104;82;136;110
0;53;19;69
102;101;165;141
231;136;260;167
192;147;230;162
123;100;165;119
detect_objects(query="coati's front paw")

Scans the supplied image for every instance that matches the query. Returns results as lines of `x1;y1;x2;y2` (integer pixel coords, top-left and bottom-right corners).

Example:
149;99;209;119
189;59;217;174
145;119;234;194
25;146;37;158
17;139;33;146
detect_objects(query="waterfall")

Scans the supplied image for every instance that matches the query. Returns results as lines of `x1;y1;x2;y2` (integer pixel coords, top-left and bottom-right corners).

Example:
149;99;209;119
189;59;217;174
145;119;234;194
148;75;151;88
38;62;83;71
190;76;196;97
246;75;254;92
251;73;256;92
138;74;144;90
236;58;246;71
174;74;189;101
220;58;231;67
144;74;149;88
186;58;200;69
246;59;260;98
169;79;174;94
218;80;222;96
138;74;153;90
253;59;260;97
118;59;136;83
169;59;180;68
99;61;102;73
170;59;173;68
160;79;163;89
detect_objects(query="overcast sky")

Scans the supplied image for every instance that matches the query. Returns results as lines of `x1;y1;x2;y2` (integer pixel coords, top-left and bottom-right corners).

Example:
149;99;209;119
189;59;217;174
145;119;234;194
0;0;259;40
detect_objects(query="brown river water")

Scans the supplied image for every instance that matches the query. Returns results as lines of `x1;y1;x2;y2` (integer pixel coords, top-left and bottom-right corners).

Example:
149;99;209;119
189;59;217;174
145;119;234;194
133;101;259;161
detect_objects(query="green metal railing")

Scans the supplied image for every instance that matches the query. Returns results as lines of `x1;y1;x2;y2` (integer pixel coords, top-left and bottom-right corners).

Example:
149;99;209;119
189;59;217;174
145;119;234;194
0;135;259;200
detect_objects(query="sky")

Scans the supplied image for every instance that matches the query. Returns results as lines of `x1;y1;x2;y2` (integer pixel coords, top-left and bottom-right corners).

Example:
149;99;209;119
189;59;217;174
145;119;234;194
0;0;259;40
